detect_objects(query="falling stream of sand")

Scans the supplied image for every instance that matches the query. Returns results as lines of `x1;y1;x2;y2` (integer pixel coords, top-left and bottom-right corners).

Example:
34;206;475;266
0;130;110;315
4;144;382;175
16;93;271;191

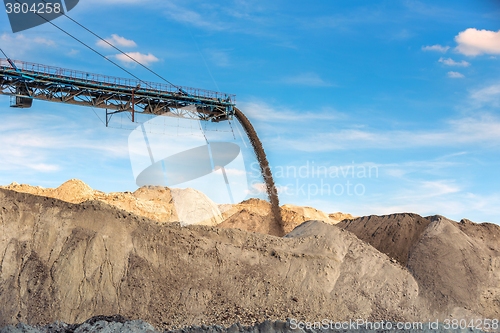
234;107;285;236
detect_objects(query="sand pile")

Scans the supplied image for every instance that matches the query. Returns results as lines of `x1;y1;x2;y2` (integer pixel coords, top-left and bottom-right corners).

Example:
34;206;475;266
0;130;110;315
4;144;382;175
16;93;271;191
329;212;356;222
1;180;351;233
338;214;500;320
219;199;354;236
280;204;354;232
337;213;431;265
218;199;279;235
0;180;225;226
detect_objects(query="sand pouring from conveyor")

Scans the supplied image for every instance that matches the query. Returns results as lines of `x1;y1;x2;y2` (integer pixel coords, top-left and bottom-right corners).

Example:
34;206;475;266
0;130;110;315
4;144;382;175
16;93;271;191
233;107;285;236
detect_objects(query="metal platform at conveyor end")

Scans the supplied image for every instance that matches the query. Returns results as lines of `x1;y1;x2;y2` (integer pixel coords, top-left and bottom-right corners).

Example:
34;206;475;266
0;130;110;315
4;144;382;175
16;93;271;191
0;58;236;123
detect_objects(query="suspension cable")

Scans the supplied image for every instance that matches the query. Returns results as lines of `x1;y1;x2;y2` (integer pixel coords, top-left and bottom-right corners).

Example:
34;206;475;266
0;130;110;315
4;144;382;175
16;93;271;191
38;0;180;89
9;0;168;91
0;47;9;59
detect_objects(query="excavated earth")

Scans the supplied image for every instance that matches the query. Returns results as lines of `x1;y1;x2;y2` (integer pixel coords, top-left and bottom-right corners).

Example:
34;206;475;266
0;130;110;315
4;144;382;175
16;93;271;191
0;184;499;332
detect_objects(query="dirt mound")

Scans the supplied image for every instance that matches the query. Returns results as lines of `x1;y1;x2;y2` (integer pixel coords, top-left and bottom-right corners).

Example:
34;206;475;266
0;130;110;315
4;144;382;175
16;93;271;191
0;188;433;329
280;204;347;233
329;212;356;222
0;181;352;235
457;218;500;245
336;213;500;320
337;213;431;266
218;199;279;235
0;181;228;225
219;199;352;236
407;215;500;319
53;179;97;203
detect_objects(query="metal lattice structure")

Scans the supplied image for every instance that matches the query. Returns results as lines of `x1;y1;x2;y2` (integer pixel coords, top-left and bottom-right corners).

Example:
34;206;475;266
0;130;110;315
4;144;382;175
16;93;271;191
0;58;236;124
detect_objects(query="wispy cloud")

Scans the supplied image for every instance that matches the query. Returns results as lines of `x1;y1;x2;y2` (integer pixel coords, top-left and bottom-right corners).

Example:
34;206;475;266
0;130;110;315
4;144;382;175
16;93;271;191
305;151;499;223
455;28;500;56
33;37;55;46
97;34;137;49
391;29;413;40
422;44;449;53
281;72;333;87
240;100;342;122
439;57;470;67
301;6;387;30
357;180;500;223
207;49;231;67
162;2;226;31
268;113;500;152
447;71;464;79
381;153;466;178
0;33;56;58
470;83;500;107
0;112;130;175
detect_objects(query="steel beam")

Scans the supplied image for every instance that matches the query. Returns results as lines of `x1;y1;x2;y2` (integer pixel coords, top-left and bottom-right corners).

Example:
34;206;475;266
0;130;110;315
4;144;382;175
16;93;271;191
0;58;236;123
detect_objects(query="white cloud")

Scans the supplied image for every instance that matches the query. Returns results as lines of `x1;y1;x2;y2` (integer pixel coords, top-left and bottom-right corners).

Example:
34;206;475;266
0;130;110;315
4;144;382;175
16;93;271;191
470;84;500;107
29;164;61;172
422;44;449;53
222;168;248;176
438;57;470;67
97;34;137;49
420;180;461;196
114;52;159;66
247;182;266;194
447;71;464;79
0;33;56;58
455;28;500;56
281;72;333;87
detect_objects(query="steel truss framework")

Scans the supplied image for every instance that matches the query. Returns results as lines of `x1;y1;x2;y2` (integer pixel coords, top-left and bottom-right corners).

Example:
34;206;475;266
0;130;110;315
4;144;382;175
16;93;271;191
0;58;236;124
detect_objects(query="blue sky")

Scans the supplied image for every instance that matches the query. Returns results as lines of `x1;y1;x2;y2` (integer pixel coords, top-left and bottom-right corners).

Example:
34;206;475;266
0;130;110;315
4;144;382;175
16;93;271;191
1;0;500;222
